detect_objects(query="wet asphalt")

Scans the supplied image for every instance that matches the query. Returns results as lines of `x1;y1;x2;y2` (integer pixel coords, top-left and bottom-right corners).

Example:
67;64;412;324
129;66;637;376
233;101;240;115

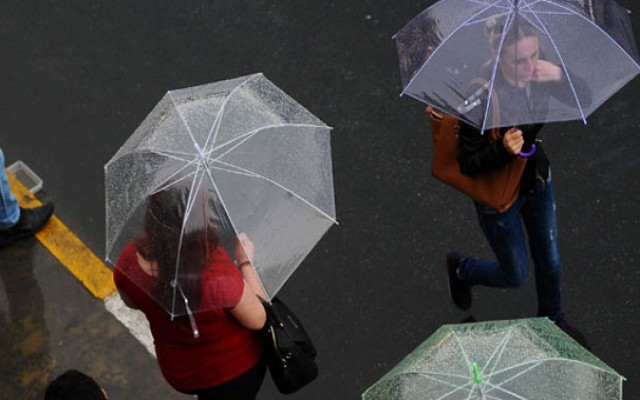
1;1;640;399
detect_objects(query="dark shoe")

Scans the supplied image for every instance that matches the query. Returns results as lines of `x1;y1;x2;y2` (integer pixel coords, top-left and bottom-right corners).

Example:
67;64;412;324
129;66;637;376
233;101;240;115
0;203;54;248
447;252;472;310
554;314;590;350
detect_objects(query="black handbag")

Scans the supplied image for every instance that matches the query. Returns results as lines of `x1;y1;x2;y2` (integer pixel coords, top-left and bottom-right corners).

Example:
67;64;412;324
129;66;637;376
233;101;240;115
261;297;318;394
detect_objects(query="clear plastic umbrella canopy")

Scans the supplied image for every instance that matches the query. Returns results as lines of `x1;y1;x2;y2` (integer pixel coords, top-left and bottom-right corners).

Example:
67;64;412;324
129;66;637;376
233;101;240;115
105;73;336;317
394;0;640;131
363;318;625;400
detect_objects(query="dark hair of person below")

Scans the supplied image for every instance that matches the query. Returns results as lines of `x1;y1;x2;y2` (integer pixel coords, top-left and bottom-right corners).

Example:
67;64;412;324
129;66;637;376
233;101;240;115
44;370;107;400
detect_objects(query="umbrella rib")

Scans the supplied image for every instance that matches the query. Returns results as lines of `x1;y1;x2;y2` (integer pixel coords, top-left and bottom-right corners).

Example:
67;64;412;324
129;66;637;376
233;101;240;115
465;0;510;9
520;0;588;123
110;148;193;164
406;91;480;127
146;155;200;195
146;150;193;163
170;165;206;317
212;159;337;224
400;0;507;97
211;123;328;155
210;165;257;178
483;360;543;396
183;165;208;224
484;382;532;400
150;169;198;195
537;0;640;70
205;74;262;151
205;156;337;300
451;331;476;379
485;357;622;378
401;384;467;400
199;161;271;298
151;152;200;183
503;2;549;42
520;0;543;8
110;168;199;256
399;372;471;389
520;10;573;16
156;149;199;157
391;0;508;40
484;359;544;378
462;12;510;27
105;153;197;256
416;371;470;380
480;3;517;133
482;327;515;386
465;386;476;400
168;92;203;155
434;381;475;400
203;104;223;153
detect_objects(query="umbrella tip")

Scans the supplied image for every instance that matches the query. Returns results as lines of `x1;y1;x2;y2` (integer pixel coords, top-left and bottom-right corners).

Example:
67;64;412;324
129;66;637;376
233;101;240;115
472;362;483;383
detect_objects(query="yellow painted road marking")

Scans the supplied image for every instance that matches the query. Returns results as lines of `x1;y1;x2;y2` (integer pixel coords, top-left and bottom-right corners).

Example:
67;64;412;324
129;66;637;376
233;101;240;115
6;170;115;299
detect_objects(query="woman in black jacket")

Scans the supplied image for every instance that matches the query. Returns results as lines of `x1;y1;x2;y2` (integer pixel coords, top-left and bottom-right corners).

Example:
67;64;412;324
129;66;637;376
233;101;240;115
446;16;587;343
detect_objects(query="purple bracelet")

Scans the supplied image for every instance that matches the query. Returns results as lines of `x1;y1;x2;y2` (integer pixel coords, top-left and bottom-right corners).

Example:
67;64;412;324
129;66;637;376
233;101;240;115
518;143;536;158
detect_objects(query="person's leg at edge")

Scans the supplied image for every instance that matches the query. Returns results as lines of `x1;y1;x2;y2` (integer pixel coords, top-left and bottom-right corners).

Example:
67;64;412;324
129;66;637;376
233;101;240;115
0;148;55;248
0;148;20;230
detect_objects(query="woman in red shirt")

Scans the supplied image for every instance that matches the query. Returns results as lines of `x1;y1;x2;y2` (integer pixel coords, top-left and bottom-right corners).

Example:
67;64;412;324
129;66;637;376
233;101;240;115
113;186;267;400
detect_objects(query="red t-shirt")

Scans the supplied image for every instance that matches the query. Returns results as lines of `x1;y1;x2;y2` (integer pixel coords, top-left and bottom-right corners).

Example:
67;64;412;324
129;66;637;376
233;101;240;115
113;242;263;391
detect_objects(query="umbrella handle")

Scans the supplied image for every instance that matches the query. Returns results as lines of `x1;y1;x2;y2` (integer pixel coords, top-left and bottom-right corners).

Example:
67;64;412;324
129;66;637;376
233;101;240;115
518;144;536;158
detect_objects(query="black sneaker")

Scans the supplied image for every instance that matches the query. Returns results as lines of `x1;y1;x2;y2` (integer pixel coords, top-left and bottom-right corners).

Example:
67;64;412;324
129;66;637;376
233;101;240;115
447;252;472;310
554;314;590;350
0;203;54;248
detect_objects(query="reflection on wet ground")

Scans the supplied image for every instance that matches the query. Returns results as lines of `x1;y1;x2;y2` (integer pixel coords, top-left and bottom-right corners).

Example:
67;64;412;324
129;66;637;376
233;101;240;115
0;239;190;399
0;242;52;399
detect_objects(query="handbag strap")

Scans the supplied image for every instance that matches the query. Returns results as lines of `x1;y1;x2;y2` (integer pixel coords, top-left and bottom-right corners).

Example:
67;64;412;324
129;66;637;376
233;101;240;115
426;77;501;141
261;299;280;326
468;77;501;142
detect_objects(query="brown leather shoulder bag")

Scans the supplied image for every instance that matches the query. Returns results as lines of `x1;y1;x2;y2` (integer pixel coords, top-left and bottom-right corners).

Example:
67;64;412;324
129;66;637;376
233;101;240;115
427;83;526;212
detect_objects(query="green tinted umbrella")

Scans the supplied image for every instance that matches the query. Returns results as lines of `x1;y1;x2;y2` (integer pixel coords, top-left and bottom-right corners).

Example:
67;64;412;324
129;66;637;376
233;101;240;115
363;318;624;400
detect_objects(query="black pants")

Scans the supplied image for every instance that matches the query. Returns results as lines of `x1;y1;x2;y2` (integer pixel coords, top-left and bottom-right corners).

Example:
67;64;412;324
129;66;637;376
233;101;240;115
185;358;267;400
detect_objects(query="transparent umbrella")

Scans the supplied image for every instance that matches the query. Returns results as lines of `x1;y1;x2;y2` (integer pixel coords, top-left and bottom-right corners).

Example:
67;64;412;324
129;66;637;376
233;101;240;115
363;318;625;400
105;73;336;320
394;0;640;132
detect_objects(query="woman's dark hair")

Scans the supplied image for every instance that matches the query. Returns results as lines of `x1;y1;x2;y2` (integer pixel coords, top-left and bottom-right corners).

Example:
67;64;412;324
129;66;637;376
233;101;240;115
45;370;106;400
136;184;219;314
486;16;538;52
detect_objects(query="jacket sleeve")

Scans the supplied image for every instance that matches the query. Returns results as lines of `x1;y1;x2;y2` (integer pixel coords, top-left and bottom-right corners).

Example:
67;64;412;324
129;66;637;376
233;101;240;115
548;70;592;108
457;120;514;176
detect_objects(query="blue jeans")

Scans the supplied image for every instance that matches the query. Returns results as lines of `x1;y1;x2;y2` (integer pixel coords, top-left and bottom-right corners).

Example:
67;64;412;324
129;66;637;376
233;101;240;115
0;148;20;230
458;170;562;319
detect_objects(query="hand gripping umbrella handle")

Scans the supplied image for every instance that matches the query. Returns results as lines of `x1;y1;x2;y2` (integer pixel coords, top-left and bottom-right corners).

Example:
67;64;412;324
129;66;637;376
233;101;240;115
518;143;536;158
